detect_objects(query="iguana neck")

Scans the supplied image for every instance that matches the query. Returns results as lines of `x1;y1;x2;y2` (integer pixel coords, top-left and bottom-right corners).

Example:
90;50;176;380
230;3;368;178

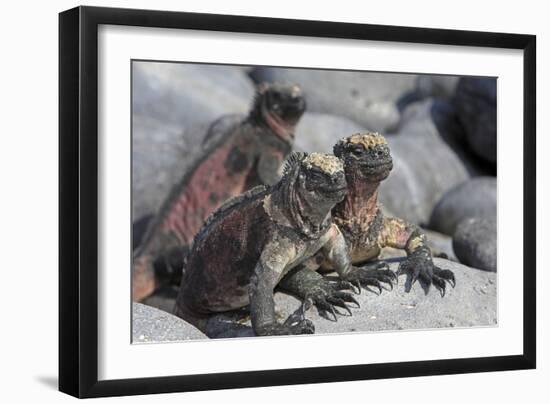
267;177;331;238
246;109;295;145
334;174;380;225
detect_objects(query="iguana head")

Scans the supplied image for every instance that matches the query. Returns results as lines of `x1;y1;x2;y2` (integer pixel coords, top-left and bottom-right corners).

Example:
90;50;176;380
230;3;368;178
250;83;306;141
282;151;347;215
333;132;393;182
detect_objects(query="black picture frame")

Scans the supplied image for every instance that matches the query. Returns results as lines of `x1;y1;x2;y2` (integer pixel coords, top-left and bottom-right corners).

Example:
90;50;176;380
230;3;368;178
59;5;536;398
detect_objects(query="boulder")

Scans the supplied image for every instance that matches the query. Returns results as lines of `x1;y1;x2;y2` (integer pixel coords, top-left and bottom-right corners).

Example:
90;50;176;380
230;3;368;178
454;77;497;165
132;62;255;218
294;112;366;153
416;75;460;99
398;98;493;176
424;229;457;261
429;177;497;235
378;99;470;225
453;218;497;272
205;258;497;338
249;67;418;132
132;302;207;342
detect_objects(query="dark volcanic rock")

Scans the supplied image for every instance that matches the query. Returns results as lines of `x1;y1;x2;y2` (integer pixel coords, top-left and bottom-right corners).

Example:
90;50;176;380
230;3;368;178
453;218;497;272
249;67;417;132
132;302;207;342
294;112;366;153
205;259;496;339
378;99;469;225
132;62;255;218
454;77;497;165
429;177;497;235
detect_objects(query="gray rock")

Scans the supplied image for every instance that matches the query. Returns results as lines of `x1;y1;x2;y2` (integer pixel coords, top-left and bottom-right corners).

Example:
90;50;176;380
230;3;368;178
133;61;255;129
399;98;493;176
454;77;497;164
453;218;497;272
250;67;417;132
132;302;207;342
132;62;255;218
416;75;460;99
294;112;366;153
429;177;497;235
205;258;496;338
424;229;458;261
378;99;470;225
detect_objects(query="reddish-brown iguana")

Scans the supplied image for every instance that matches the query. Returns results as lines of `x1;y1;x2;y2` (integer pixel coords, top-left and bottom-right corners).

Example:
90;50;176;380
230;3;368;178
133;83;306;301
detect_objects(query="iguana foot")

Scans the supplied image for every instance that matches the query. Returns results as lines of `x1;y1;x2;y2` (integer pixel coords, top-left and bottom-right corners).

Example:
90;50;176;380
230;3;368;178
343;263;398;295
256;307;315;336
357;261;399;290
304;279;360;322
398;252;456;296
278;267;359;321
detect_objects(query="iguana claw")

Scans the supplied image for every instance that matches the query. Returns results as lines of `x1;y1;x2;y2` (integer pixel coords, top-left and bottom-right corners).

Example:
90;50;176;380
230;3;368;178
343;262;398;295
398;253;456;297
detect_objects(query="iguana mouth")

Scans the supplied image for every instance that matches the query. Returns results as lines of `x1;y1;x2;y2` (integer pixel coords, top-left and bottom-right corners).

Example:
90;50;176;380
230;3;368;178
318;185;347;199
264;109;296;143
359;160;393;171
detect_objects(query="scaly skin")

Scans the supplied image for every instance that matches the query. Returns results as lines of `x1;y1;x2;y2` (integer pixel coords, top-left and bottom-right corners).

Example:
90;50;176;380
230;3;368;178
279;132;455;319
132;83;306;301
174;152;359;337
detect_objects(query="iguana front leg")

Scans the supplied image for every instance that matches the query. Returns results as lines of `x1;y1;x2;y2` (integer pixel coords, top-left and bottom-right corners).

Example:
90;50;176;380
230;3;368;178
278;266;359;321
249;240;315;336
379;217;456;296
326;225;397;294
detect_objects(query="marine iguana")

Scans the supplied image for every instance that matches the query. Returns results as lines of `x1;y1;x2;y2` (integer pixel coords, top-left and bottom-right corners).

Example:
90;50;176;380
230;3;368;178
174;152;364;336
133;83;306;301
279;132;456;318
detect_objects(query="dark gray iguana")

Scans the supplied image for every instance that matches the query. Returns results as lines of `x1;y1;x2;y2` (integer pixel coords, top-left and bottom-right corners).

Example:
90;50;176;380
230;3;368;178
279;132;456;319
133;83;306;301
174;152;368;336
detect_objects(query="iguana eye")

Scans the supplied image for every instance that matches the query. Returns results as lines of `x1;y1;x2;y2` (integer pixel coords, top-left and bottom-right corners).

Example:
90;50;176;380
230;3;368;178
310;171;326;181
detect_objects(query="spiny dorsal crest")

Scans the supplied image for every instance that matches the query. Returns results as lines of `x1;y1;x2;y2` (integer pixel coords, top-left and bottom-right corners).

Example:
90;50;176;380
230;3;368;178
282;151;307;176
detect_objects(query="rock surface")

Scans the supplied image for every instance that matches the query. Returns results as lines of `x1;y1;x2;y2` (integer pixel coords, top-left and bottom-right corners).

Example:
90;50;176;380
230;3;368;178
132;302;207;342
416;75;460;99
132;62;255;218
249;67;417;132
379;99;470;225
203;258;496;338
454;77;497;165
424;229;457;261
453;218;497;272
429;177;497;235
294;112;366;153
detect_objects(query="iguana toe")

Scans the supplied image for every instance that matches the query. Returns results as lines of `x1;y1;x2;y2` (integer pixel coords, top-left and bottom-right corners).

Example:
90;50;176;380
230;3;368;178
326;296;353;316
435;268;456;288
399;254;456;296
